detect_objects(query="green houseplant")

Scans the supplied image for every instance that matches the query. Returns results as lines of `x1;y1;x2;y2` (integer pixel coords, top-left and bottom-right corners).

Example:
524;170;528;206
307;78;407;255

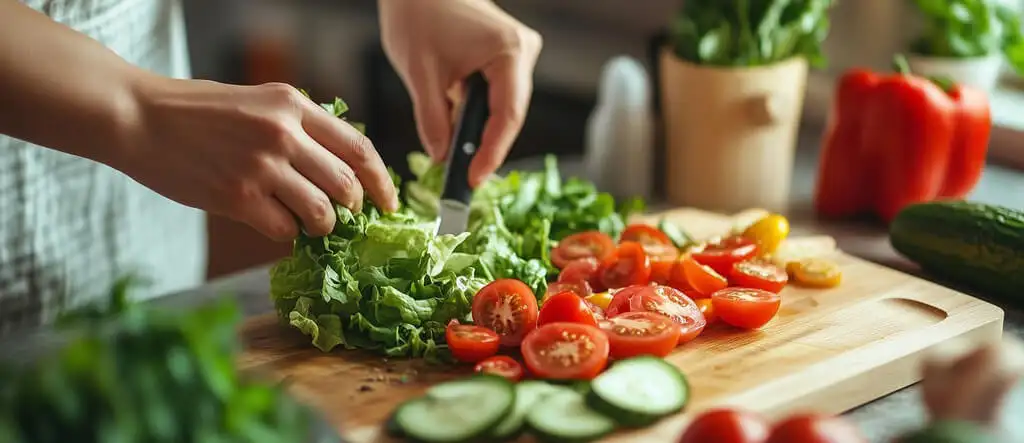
907;0;1024;91
658;0;835;214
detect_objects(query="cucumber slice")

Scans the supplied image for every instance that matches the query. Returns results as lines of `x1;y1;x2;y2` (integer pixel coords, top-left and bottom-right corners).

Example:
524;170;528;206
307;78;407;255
491;381;561;440
393;375;515;443
588;356;689;427
526;388;616;443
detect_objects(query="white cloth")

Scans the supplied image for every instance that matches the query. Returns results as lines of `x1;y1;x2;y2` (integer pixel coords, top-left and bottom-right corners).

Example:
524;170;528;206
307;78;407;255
0;0;206;336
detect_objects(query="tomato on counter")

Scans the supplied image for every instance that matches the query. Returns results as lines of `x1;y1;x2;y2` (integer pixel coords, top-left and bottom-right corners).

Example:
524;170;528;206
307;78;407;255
742;214;790;255
730;260;789;293
599;311;680;359
691;235;759;276
711;287;782;329
695;298;717;324
678;408;770;443
621;224;680;262
765;413;867;443
604;285;648;317
629;286;706;344
521;322;610;380
473;356;524;382
788;258;843;288
558;257;601;287
599;242;652;290
543;280;593;303
538;291;600;327
681;256;729;296
445;320;500;363
551;231;616;269
649;258;677;286
471;279;539;347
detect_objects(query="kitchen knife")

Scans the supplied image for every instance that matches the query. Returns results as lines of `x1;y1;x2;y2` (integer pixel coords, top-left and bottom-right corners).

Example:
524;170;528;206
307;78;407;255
434;71;490;236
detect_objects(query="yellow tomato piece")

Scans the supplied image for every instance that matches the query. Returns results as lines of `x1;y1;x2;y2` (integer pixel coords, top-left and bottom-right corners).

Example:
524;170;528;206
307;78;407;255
788;258;842;288
743;213;791;255
585;292;613;310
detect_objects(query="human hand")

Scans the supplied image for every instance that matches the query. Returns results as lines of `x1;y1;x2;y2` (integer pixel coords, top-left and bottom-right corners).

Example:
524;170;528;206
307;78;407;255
379;0;542;187
114;78;398;241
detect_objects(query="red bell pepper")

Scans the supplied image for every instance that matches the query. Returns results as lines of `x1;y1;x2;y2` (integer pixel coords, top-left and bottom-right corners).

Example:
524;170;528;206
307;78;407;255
813;56;991;223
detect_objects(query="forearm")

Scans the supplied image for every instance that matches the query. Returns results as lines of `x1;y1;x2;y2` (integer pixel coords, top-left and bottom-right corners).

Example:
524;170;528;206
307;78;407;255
0;1;152;165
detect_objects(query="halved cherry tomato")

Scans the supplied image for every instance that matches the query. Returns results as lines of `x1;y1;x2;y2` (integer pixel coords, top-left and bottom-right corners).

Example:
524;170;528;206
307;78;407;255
472;279;539;347
788;258;842;288
583;299;606;321
558;257;601;287
681;256;729;296
730;260;789;293
629;286;707;344
666;260;701;295
765;413;867;443
649;259;676;286
691;235;759;276
599;242;652;290
711;287;782;329
551;231;616;269
445;320;500;363
474;356;524;382
678;408;770;443
695;298;717;324
585;292;613;310
605;285;648;317
599;311;681;359
538;292;600;327
543;280;593;303
521;322;610;380
621;224;673;246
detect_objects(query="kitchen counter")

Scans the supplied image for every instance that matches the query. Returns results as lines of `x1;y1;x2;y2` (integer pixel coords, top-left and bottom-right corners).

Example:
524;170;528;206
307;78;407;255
2;124;1022;442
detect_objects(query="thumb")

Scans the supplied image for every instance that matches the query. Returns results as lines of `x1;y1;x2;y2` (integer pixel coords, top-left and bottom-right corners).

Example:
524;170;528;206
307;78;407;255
409;79;452;162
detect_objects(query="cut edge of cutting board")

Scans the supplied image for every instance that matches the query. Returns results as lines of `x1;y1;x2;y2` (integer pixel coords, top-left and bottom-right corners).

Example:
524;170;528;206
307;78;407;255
243;207;1007;443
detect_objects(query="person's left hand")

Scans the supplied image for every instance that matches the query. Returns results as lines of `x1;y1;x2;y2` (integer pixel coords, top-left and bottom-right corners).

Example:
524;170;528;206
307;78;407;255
379;0;542;187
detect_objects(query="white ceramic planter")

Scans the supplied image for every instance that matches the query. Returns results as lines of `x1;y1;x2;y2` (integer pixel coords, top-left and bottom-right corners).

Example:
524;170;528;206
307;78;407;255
659;48;808;214
906;54;1004;92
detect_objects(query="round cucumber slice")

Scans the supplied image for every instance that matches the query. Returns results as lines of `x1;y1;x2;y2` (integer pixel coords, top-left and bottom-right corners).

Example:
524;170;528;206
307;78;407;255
527;388;616;443
491;381;562;440
393;375;515;443
588;356;689;427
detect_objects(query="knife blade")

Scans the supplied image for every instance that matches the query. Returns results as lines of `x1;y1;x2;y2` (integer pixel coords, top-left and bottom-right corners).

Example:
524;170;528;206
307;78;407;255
434;71;490;236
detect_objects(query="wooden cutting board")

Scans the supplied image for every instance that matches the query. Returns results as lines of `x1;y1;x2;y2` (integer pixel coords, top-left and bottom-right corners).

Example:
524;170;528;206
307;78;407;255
237;208;1005;443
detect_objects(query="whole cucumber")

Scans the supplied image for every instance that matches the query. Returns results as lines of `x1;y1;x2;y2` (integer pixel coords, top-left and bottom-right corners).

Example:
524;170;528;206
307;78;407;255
889;201;1024;302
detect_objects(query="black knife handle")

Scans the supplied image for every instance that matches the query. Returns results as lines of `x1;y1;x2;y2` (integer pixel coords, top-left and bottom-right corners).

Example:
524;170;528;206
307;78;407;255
441;72;490;204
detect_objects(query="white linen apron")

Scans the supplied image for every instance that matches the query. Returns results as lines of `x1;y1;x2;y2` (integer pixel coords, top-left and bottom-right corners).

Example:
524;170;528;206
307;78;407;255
0;0;206;336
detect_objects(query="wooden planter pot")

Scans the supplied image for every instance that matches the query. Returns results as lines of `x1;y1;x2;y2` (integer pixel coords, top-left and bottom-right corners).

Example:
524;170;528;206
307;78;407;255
659;47;808;214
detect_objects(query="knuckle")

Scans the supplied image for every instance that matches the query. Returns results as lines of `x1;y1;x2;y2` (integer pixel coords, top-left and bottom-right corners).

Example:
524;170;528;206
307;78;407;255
260;120;296;155
304;195;335;235
225;178;262;204
265;219;298;242
261;82;306;110
347;133;377;166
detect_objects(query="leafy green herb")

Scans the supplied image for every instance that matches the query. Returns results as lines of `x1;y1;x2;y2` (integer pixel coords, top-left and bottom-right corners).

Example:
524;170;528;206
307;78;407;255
0;281;319;443
668;0;835;68
911;0;1024;76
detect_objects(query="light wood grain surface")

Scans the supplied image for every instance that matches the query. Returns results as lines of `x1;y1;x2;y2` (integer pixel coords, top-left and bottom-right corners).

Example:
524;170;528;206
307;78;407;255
237;207;1005;443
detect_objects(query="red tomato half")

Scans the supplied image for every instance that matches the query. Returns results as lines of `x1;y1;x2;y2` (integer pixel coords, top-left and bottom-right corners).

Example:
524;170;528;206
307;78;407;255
445;320;500;363
474;356;524;382
711;287;782;329
538;292;600;327
629;286;707;344
543;280;593;303
521;322;610;381
600;311;681;359
605;285;648;317
551;231;616;269
691;235;759;276
695;298;717;324
681;256;729;296
558;257;601;287
599;242;652;290
621;224;673;246
472;279;539;347
730;260;789;293
678;408;770;443
765;413;867;443
649;259;676;286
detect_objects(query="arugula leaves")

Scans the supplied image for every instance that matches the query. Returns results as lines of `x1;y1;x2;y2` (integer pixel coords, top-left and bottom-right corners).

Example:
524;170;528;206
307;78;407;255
0;279;320;443
669;0;835;68
911;0;1024;76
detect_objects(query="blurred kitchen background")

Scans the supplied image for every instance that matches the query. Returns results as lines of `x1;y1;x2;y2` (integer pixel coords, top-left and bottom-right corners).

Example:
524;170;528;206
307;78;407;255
186;0;1024;279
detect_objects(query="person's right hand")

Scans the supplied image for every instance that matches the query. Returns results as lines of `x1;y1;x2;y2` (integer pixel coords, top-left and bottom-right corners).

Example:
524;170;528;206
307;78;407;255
112;77;398;241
